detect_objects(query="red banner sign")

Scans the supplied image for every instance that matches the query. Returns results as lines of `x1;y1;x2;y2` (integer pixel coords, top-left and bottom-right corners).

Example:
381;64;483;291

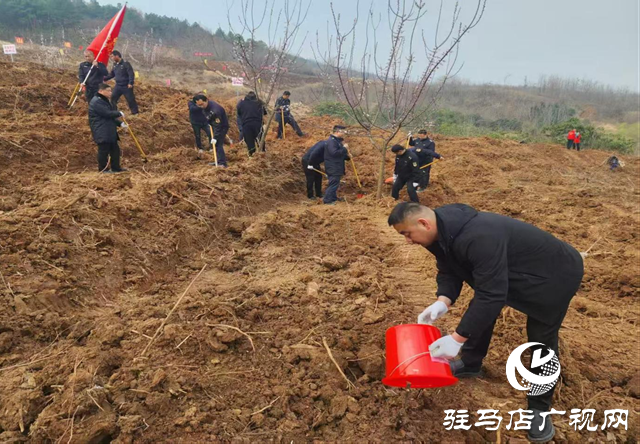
194;52;213;57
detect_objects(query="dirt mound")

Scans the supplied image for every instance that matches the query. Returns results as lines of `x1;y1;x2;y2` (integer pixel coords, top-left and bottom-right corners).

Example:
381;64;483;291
1;60;639;444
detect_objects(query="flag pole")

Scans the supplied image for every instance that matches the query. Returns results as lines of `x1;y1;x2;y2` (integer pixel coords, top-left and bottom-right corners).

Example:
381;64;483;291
70;4;126;108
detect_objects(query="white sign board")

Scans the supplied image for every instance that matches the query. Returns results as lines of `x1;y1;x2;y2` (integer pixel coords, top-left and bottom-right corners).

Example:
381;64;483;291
3;44;17;55
231;77;244;86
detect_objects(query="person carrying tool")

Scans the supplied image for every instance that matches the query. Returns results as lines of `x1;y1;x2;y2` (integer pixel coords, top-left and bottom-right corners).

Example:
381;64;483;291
236;91;267;156
566;128;576;149
323;125;349;205
302;140;327;200
391;144;422;203
104;50;139;114
188;94;213;156
78;49;109;103
608;155;621;171
387;202;584;443
275;91;304;139
574;132;581;151
194;94;229;167
409;129;442;191
89;83;128;173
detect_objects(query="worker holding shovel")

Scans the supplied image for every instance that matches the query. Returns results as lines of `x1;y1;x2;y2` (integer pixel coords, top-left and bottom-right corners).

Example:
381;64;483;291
88;83;128;173
390;144;422;203
322;125;350;205
192;94;229;167
409;129;442;191
388;202;584;443
302;139;328;200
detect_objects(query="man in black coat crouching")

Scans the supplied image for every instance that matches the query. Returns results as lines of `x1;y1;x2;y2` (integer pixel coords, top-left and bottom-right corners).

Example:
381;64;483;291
388;202;583;443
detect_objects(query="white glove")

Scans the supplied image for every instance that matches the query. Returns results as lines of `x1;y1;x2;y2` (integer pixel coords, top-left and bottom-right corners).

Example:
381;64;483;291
429;335;464;360
417;300;448;324
307;165;314;170
119;111;125;117
211;138;217;145
120;122;128;128
393;174;398;180
408;132;412;137
412;182;419;188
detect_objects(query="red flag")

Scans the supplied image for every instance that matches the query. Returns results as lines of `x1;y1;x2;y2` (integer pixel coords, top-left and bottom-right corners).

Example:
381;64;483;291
87;5;126;65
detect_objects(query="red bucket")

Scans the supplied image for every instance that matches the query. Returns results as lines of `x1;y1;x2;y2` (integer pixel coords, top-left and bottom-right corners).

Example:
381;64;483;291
382;324;458;389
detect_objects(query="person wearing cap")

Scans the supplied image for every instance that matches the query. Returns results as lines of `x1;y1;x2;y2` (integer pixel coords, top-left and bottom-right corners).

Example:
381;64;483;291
409;130;442;191
236;91;267;156
78;50;109;103
387;202;583;443
189;94;229;166
104;50;139;114
391;144;422;203
302;139;327;200
275;91;304;138
323;125;350;205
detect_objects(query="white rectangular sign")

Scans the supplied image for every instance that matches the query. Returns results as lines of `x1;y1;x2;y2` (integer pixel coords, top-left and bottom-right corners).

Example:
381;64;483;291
3;44;17;55
231;77;244;86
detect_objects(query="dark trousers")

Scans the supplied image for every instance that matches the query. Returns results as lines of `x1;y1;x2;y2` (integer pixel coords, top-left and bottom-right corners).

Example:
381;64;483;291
97;142;122;172
302;159;323;198
461;298;575;412
566;140;574;149
420;166;431;189
212;132;228;166
575;143;581;151
276;114;303;138
85;86;98;103
243;122;263;156
323;175;341;204
191;122;212;150
112;85;139;114
391;176;419;202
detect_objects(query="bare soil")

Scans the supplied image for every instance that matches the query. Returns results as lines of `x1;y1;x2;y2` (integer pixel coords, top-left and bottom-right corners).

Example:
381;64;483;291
1;60;639;444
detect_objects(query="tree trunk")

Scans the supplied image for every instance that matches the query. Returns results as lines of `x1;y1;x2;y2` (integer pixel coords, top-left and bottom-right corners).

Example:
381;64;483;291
375;142;388;199
258;109;278;152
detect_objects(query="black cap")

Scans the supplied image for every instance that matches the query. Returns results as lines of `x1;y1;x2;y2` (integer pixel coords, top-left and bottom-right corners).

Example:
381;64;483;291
111;50;122;57
332;125;346;132
283;91;291;96
391;144;405;153
418;129;427;135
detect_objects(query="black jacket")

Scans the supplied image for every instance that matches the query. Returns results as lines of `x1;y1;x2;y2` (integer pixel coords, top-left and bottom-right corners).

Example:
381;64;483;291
426;204;583;338
275;97;291;116
302;140;327;165
394;150;421;182
104;60;135;87
203;100;229;138
237;95;266;125
88;93;121;144
409;137;440;166
78;61;109;88
323;135;349;176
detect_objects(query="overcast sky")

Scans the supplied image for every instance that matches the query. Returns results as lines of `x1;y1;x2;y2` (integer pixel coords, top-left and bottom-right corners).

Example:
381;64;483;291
99;0;639;91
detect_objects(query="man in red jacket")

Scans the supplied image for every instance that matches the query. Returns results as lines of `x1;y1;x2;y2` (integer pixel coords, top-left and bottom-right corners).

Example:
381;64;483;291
566;129;576;149
574;132;582;151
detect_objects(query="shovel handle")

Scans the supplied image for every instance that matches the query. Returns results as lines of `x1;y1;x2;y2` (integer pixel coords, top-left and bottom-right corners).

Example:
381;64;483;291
68;83;81;107
122;117;148;161
312;167;328;177
209;125;218;167
347;149;362;189
420;159;441;169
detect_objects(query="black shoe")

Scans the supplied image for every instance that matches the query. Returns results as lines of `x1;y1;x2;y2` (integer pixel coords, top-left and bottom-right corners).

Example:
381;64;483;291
528;409;555;443
308;196;316;200
324;201;337;205
336;197;346;202
100;170;115;174
297;133;305;137
449;359;484;378
112;168;128;173
317;195;324;199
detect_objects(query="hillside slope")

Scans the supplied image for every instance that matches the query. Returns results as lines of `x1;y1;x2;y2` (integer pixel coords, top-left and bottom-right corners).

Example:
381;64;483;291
0;60;639;444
